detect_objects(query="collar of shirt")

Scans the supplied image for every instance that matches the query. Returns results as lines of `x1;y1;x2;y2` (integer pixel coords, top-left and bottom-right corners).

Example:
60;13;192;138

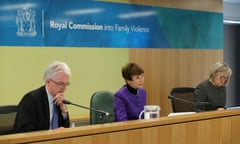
126;84;138;95
45;87;54;129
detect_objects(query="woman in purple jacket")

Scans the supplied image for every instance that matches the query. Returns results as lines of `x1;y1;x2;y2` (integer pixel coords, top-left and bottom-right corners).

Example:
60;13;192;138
114;62;146;121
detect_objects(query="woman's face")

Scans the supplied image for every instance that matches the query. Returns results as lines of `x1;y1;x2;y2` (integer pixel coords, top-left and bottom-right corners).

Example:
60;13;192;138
212;72;229;87
127;74;144;89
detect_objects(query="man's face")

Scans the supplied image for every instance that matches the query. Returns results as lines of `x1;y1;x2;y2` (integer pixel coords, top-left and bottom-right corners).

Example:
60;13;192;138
46;72;70;96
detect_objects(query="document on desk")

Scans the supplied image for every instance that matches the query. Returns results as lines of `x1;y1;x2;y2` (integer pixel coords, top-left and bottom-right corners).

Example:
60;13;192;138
226;106;240;110
168;112;196;116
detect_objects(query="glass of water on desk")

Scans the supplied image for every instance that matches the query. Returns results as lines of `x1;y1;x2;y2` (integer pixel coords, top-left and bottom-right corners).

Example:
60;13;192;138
139;105;161;120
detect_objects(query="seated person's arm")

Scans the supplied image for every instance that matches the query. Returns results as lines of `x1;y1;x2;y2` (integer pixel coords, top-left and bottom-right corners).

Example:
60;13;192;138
192;85;208;112
114;95;128;121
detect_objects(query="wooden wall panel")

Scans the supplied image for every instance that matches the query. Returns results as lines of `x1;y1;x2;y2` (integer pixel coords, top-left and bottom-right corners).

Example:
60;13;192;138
129;49;223;116
98;0;224;116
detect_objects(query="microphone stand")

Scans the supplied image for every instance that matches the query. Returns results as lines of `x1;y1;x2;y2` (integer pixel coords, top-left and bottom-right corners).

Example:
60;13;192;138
63;100;111;120
168;95;209;105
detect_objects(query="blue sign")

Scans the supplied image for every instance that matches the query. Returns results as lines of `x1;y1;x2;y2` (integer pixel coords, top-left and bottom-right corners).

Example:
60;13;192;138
0;0;222;49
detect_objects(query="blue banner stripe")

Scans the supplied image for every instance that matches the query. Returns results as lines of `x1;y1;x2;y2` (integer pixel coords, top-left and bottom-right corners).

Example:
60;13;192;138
0;0;222;49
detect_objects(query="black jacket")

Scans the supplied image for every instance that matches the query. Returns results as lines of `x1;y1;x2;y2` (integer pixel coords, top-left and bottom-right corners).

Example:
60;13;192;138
14;86;70;133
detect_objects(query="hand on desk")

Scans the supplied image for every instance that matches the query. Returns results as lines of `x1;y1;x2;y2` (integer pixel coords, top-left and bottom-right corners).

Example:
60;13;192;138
217;108;225;111
51;127;66;132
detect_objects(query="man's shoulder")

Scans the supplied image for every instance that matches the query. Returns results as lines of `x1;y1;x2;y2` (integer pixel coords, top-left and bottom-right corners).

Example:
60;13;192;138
23;86;46;99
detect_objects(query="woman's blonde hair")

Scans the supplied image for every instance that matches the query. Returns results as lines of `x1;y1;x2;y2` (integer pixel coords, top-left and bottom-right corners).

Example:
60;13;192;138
209;62;232;85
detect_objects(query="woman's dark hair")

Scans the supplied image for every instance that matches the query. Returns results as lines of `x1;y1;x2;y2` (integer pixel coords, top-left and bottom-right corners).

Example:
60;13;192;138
121;62;144;81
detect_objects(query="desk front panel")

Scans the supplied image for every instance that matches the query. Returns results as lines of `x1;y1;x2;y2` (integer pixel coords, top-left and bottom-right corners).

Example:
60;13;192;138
1;110;240;144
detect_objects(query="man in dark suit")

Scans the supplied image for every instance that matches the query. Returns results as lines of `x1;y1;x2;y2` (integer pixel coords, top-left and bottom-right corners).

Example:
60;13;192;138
14;61;71;133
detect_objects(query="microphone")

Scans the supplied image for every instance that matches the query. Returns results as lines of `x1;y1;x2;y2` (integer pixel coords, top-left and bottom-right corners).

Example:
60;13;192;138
63;99;111;116
168;95;209;105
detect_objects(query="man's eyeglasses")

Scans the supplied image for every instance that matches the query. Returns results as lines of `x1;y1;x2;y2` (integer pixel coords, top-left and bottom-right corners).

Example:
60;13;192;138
50;79;70;87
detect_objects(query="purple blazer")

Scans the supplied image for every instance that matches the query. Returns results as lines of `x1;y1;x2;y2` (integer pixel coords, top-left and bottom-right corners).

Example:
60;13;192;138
114;85;146;121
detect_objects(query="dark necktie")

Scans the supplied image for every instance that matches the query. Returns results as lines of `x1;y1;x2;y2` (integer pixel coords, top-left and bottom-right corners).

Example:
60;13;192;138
52;103;59;129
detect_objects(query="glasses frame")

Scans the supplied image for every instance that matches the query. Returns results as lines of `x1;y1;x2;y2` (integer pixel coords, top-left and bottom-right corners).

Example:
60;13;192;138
219;76;228;82
49;79;70;87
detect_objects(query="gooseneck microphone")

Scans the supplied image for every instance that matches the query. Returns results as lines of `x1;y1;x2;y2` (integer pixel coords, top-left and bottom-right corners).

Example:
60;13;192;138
168;95;210;105
63;99;111;116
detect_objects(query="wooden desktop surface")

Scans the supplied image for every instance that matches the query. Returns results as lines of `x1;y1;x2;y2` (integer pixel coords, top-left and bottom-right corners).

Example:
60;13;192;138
0;109;240;144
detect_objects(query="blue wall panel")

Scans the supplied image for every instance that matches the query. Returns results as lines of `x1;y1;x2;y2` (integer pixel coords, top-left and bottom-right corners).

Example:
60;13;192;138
0;0;223;49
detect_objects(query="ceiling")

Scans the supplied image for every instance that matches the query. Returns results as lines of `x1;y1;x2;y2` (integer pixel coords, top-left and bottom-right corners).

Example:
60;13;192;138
223;0;240;22
223;0;240;3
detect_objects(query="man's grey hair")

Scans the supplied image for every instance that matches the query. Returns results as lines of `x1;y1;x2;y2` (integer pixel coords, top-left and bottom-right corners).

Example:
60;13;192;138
43;61;71;82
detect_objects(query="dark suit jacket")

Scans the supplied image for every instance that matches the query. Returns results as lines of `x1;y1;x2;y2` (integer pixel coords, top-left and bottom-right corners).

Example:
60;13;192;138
14;86;70;133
